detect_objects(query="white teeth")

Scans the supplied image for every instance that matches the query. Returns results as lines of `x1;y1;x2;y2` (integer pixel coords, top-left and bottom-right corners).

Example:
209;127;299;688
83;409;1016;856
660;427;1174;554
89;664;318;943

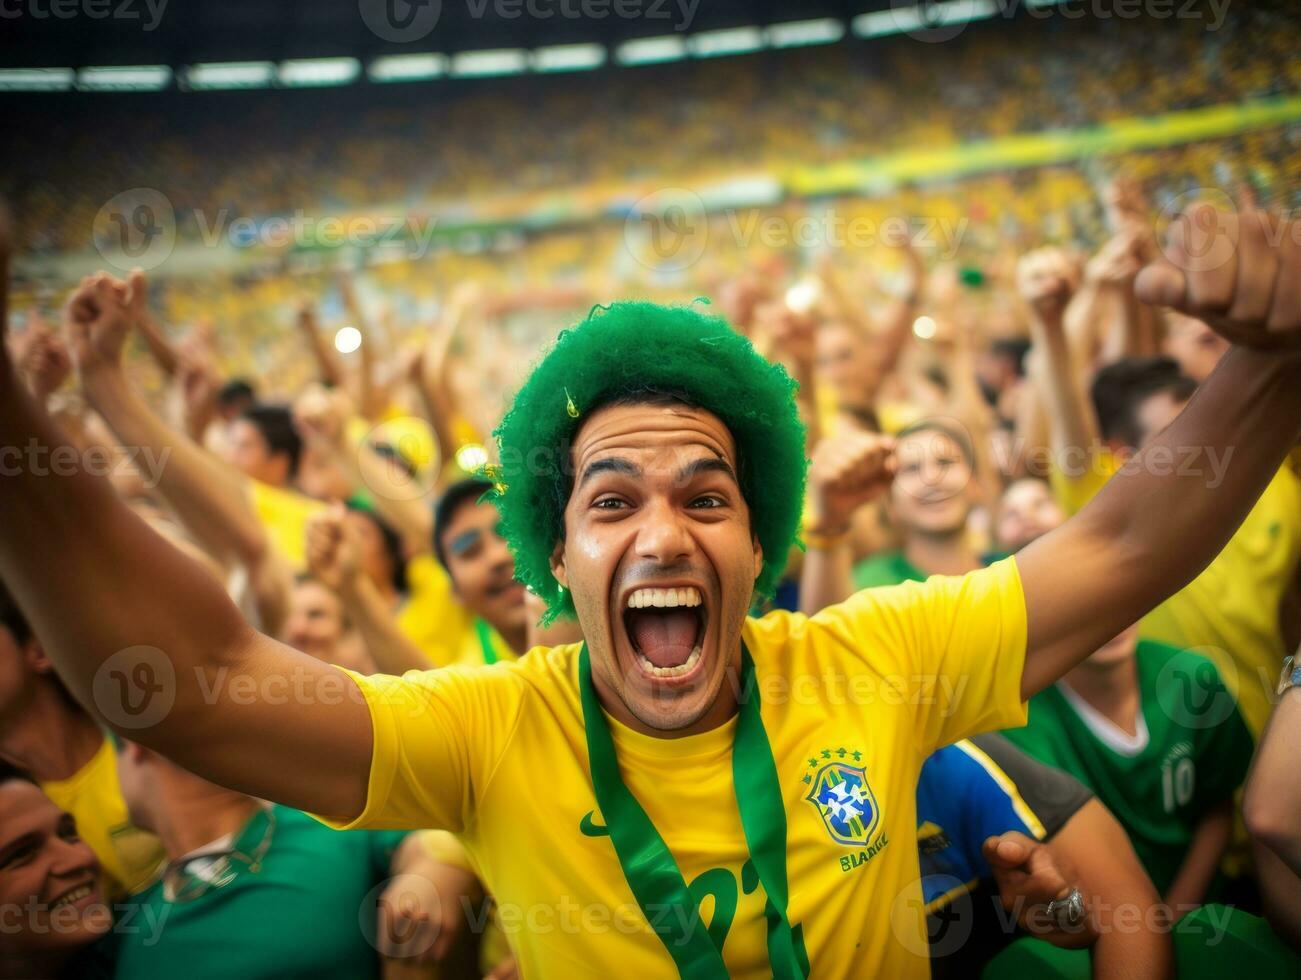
626;586;702;609
52;885;91;909
637;645;702;678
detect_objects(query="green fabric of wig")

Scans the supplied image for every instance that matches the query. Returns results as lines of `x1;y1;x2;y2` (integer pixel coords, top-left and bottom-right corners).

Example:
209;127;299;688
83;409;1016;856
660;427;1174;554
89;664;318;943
492;300;807;623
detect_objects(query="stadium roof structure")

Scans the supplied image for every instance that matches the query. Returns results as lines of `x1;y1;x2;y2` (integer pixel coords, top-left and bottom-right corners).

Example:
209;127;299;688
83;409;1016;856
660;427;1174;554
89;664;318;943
0;0;1063;91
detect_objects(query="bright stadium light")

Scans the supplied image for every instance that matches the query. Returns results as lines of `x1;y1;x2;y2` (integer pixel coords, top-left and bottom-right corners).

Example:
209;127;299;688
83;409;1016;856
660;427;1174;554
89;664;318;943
912;316;937;340
533;43;607;73
334;326;363;354
185;61;276;90
766;18;846;49
0;68;75;91
368;53;448;82
279;58;361;88
450;49;529;78
77;65;172;92
853;0;997;39
615;36;688;66
687;27;766;59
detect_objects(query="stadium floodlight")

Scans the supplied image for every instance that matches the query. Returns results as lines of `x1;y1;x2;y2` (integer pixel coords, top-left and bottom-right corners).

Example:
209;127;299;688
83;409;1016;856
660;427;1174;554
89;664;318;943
853;0;997;39
615;36;688;66
533;43;607;73
0;68;75;92
77;65;172;92
278;58;362;88
450;49;529;78
368;54;448;82
185;61;276;90
334;326;363;354
687;27;767;59
766;18;846;49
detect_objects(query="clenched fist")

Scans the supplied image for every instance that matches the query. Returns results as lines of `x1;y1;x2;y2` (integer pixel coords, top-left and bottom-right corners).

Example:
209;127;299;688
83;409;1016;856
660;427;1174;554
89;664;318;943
65;273;133;379
807;430;897;534
1016;247;1080;325
305;502;361;593
982;832;1092;950
1136;202;1301;350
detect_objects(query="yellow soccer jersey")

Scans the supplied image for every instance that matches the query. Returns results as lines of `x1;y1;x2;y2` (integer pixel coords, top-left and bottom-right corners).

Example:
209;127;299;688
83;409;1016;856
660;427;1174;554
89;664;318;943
247;478;326;571
318;559;1028;977
40;739;165;898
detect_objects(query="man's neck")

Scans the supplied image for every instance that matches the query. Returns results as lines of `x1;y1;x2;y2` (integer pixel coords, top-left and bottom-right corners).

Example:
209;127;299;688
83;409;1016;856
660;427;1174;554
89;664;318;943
149;780;263;859
903;530;979;578
1060;656;1141;735
0;686;103;782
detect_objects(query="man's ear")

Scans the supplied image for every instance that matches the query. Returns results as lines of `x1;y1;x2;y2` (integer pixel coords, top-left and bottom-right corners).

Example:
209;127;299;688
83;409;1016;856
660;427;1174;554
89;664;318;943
752;535;764;579
550;540;568;590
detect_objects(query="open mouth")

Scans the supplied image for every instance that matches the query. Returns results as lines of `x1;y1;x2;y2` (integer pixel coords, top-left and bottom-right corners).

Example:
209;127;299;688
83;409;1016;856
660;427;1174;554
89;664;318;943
622;585;707;681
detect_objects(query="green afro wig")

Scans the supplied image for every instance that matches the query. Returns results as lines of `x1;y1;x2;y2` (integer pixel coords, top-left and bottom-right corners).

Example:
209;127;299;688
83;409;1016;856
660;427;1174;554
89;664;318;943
492;300;807;624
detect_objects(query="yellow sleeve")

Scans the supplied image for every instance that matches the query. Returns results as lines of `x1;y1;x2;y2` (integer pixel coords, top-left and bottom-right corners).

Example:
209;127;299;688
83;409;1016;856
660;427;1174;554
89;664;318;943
312;665;525;833
1048;448;1118;517
247;479;326;570
814;557;1028;754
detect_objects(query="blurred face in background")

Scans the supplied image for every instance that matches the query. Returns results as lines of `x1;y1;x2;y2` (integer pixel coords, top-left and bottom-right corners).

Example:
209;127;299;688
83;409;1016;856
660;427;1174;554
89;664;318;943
282;580;347;664
0;625;33;722
345;511;400;597
889;425;975;537
1083;623;1141;670
996;478;1065;552
1134;389;1190;449
816;320;882;411
1163;313;1228;384
0;781;109;961
225;419;287;486
440;498;527;641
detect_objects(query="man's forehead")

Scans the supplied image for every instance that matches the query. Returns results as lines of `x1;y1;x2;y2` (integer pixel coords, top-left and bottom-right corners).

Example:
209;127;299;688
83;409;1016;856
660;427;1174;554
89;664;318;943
572;403;738;471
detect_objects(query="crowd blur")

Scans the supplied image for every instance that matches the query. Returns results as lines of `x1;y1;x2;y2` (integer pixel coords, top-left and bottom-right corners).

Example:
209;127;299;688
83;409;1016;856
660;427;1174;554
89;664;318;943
3;5;1301;979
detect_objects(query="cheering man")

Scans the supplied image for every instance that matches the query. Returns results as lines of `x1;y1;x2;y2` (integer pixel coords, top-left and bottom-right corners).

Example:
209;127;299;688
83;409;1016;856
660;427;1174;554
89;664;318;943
0;203;1299;977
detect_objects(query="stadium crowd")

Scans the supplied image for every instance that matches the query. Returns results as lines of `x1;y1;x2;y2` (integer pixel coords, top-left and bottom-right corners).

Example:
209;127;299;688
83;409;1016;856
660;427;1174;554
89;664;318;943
3;8;1301;980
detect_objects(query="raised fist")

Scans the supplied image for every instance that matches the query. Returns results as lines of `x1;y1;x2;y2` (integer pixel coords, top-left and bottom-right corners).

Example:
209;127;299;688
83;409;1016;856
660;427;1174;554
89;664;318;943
304;502;361;593
13;313;72;401
65;273;133;378
1016;247;1079;324
1135;202;1301;350
808;430;897;533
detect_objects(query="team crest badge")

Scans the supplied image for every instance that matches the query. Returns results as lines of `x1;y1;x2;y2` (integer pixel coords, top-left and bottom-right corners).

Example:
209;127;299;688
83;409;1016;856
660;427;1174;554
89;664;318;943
803;749;880;847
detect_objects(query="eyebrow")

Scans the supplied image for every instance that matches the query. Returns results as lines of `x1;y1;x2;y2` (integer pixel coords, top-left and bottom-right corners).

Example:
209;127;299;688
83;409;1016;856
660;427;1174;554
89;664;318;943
578;457;642;488
676;456;737;486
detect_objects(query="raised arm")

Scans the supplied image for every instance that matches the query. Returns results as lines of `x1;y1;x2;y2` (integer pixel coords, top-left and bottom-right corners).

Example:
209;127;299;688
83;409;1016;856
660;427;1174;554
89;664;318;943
72;274;293;633
124;268;180;377
798;430;896;613
1016;203;1301;698
0;227;371;818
